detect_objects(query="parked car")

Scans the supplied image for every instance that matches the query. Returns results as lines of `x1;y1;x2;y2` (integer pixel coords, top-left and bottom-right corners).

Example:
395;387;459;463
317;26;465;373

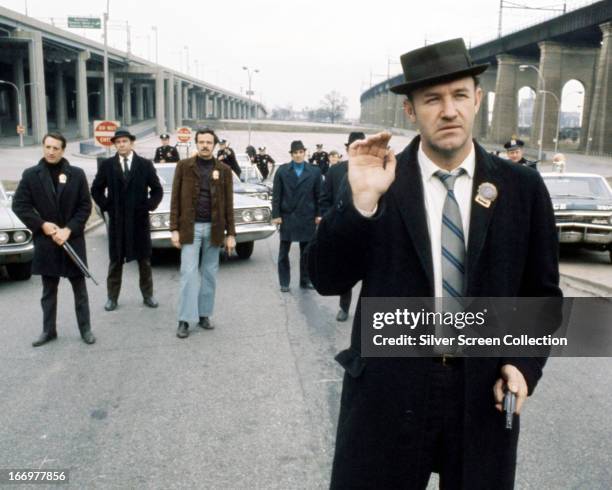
0;181;34;280
147;163;276;259
542;172;612;263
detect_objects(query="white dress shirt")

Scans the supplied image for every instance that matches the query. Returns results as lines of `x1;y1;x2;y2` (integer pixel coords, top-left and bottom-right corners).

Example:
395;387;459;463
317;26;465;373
121;151;134;172
418;143;475;297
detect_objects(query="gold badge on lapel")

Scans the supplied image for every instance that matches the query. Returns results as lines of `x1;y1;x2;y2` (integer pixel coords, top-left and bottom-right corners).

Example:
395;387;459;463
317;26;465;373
212;170;220;180
475;182;497;208
59;174;67;184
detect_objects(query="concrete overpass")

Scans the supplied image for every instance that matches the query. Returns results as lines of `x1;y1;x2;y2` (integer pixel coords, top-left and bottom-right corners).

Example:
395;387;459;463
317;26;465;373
360;0;612;156
0;6;266;144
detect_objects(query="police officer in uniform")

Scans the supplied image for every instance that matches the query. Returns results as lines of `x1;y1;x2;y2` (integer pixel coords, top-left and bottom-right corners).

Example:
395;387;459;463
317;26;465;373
154;133;180;163
504;138;537;170
217;139;241;177
254;146;275;179
309;143;330;176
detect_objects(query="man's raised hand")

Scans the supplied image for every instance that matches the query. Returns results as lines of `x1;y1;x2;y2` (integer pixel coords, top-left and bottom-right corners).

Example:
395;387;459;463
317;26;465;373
348;131;397;212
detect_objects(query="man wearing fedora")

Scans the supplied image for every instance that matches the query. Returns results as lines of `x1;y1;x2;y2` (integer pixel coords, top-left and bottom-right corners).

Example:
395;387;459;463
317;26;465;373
153;133;180;163
504;137;537;169
91;128;163;311
319;131;366;322
309;38;560;488
272;140;322;292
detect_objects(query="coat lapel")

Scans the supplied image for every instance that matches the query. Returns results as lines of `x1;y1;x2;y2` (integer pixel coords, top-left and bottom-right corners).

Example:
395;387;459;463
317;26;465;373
465;143;501;293
389;137;435;294
113;154;126;184
55;160;71;205
35;161;57;208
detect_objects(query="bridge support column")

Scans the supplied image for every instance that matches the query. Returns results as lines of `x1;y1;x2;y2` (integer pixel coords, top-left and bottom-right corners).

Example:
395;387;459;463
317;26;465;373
166;73;175;133
135;84;144;121
586;22;612;154
54;68;67;131
75;50;90;138
490;55;526;144
175;80;182;127
123;75;132;126
155;69;166;134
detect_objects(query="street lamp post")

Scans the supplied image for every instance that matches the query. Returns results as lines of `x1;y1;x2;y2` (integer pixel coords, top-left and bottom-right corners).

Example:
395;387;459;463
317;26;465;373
242;66;259;146
184;46;190;75
519;64;545;162
152;26;158;65
0;80;24;147
103;0;110;121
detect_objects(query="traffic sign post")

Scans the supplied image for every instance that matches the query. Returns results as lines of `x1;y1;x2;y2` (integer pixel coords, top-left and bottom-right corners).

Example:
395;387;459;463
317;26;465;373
94;120;120;154
176;127;192;159
16;125;25;135
68;17;101;29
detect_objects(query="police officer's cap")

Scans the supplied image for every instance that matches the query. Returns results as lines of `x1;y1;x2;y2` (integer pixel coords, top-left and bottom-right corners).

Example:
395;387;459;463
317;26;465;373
258;146;266;151
503;138;525;150
219;139;227;145
160;133;170;140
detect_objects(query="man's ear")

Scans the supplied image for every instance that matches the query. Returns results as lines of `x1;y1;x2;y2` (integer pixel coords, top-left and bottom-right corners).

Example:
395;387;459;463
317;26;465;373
474;86;483;115
403;98;416;124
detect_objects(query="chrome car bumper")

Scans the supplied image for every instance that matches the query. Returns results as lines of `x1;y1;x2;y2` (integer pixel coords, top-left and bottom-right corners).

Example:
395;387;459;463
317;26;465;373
150;223;277;249
557;223;612;245
0;242;34;264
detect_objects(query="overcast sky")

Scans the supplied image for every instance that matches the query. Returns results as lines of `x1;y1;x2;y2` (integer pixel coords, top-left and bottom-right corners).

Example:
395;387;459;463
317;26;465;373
0;0;591;118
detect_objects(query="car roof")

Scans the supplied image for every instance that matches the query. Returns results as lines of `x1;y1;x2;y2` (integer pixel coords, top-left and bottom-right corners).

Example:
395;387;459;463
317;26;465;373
541;172;605;178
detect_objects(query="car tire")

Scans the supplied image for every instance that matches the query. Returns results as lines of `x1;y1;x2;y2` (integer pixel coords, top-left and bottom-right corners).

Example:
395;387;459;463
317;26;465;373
235;241;254;260
6;261;32;280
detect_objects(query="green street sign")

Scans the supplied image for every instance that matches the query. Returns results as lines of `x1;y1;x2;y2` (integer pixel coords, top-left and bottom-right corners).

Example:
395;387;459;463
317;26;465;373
68;17;101;29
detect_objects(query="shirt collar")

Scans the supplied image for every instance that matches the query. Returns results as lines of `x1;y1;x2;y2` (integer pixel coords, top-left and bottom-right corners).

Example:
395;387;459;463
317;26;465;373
418;143;475;180
119;151;134;163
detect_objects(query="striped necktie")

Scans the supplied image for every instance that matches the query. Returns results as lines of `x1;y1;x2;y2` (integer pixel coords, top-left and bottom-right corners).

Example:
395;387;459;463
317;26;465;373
435;168;467;298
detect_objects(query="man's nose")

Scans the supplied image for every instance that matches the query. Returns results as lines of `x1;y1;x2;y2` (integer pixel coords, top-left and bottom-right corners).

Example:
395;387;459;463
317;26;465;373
440;97;458;119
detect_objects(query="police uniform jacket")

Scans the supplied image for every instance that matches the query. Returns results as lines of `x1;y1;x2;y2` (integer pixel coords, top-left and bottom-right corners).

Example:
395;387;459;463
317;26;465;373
154;145;180;163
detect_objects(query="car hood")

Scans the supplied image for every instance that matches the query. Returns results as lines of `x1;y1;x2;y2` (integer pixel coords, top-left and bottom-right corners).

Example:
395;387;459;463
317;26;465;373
0;203;26;229
153;191;269;213
551;197;612;211
234;181;268;193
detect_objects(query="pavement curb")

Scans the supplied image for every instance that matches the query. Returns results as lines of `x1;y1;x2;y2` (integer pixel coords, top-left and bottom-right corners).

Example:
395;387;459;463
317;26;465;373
560;272;612;298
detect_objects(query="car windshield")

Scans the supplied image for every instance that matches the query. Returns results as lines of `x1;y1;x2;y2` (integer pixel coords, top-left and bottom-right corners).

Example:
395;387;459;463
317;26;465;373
156;166;176;191
241;166;263;184
543;176;612;200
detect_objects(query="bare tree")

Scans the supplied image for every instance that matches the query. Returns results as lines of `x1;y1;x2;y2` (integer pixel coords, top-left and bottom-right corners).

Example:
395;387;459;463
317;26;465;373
321;91;348;124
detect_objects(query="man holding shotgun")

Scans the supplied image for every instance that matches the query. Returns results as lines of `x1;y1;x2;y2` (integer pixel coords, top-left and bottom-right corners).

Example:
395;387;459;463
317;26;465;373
13;132;96;347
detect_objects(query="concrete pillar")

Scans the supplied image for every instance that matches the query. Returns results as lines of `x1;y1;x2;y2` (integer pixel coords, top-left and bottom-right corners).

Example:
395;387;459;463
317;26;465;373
135;84;144;120
146;84;154;119
13;57;29;135
108;71;116;120
155;69;166;133
123;75;132;126
531;42;563;150
16;30;47;142
75;50;90;138
175;80;182;127
190;90;198;119
490;55;524;144
586;22;612;154
472;69;497;141
166;73;175;132
54;68;67;131
182;85;189;120
201;92;208;118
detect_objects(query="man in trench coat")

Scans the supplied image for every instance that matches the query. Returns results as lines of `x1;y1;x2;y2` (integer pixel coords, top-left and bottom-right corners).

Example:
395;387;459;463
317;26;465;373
272;140;321;292
308;39;561;489
91;128;163;311
13;132;96;346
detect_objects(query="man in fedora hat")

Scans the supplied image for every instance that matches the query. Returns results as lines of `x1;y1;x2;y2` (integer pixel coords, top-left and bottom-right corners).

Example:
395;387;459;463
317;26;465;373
319;131;365;322
504;137;537;169
153;133;180;163
91;128;163;312
254;146;275;179
272;140;322;292
309;38;560;488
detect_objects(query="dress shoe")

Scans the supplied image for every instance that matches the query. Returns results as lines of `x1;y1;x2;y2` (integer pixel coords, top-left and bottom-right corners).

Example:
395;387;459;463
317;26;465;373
176;321;189;338
198;317;214;330
81;331;96;345
280;286;290;293
104;299;118;311
143;296;159;308
32;332;57;347
336;309;349;322
300;281;315;290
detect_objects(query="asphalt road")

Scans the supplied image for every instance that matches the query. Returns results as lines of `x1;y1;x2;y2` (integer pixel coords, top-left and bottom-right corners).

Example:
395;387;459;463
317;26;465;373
1;225;611;489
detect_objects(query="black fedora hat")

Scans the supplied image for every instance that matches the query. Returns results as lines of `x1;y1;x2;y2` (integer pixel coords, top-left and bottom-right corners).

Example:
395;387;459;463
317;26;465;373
390;38;488;95
289;140;306;153
345;131;366;147
110;128;136;143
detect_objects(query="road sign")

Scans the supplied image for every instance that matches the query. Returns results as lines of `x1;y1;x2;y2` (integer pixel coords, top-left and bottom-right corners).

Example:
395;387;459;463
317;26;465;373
16;125;25;135
94;120;120;147
68;17;101;29
176;126;192;143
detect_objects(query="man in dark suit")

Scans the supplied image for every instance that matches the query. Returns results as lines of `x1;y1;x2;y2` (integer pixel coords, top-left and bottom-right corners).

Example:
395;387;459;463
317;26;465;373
153;133;180;163
91;128;163;311
308;39;561;489
320;131;365;322
272;140;322;292
12;132;96;346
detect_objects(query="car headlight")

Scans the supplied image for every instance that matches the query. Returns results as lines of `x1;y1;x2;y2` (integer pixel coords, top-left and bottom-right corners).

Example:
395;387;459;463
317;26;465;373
0;232;9;245
609;215;612;225
12;230;27;243
150;214;163;228
241;210;254;222
253;208;265;221
259;192;269;200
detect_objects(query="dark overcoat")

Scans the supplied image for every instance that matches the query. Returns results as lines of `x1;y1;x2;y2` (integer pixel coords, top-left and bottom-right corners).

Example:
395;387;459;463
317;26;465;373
308;136;562;489
91;152;163;263
12;159;92;277
319;160;347;215
272;162;321;243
